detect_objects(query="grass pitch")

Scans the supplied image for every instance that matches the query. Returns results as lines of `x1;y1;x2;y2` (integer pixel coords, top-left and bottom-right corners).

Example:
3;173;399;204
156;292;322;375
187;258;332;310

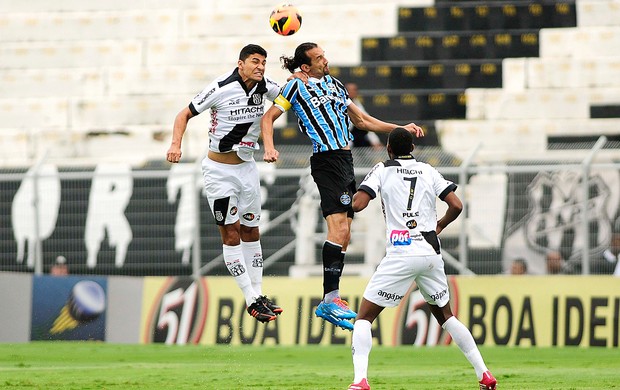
0;342;618;389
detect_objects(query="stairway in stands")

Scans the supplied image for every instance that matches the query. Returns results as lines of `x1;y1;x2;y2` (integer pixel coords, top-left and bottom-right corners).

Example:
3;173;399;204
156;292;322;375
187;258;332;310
330;0;577;147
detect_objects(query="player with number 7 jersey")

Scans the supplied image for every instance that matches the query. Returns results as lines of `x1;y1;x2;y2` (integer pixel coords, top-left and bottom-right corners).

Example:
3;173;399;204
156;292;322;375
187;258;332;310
349;127;496;390
357;151;456;256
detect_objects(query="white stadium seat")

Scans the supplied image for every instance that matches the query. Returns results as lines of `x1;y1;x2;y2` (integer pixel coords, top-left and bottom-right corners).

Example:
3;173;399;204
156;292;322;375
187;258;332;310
184;4;399;38
0;41;142;69
540;26;620;58
437;118;620;160
0;0;204;12
0;98;69;128
503;57;620;90
0;68;104;98
0;11;178;42
577;0;620;27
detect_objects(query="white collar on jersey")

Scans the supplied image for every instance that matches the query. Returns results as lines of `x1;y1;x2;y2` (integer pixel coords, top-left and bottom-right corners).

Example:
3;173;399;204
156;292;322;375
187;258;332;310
308;76;324;83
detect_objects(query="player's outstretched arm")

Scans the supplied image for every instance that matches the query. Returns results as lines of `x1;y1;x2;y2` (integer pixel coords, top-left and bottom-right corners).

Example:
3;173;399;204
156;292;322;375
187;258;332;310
261;105;283;163
436;191;463;235
347;102;424;138
167;106;194;163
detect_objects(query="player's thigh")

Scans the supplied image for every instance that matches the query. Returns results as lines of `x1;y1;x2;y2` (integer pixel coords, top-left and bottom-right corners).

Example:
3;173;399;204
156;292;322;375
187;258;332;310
363;256;415;308
415;254;450;307
237;162;261;228
202;159;241;225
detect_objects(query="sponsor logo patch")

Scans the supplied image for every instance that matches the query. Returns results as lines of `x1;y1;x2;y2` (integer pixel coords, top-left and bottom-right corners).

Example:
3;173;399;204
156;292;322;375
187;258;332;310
230;207;238;216
406;219;417;229
243;213;255;221
377;290;404;302
390;230;411;246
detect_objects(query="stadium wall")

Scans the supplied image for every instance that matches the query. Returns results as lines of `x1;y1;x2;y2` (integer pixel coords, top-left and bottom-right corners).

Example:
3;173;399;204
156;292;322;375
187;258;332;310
0;273;618;348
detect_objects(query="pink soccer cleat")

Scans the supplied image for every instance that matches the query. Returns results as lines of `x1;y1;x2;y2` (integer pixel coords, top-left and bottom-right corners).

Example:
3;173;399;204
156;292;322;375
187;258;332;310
479;371;497;390
348;378;370;390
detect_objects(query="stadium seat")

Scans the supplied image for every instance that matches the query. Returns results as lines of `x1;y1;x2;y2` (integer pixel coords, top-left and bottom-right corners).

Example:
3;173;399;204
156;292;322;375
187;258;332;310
106;65;228;96
0;68;104;98
0;0;204;12
465;88;594;120
0;41;142;69
398;1;576;32
0;97;68;128
357;89;466;121
540;26;620;58
146;36;361;67
503;57;620;90
332;60;502;90
577;0;620;27
437;118;620;160
436;119;547;160
70;95;189;128
214;0;433;10
186;4;400;37
361;30;540;62
0;10;178;42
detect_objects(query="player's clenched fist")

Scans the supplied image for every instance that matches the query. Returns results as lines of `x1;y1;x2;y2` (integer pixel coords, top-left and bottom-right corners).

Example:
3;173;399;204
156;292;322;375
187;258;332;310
166;145;182;163
263;149;279;163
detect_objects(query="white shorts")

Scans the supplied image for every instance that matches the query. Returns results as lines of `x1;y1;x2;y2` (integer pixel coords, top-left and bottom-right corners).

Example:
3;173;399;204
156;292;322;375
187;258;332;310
201;156;261;227
363;254;450;308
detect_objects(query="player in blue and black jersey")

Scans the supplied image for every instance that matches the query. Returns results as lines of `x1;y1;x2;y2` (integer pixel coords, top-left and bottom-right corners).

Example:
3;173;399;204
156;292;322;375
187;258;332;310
260;42;424;330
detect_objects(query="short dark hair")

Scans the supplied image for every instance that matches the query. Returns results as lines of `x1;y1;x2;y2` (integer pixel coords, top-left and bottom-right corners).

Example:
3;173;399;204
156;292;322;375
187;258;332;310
388;127;414;156
239;44;267;61
281;42;317;73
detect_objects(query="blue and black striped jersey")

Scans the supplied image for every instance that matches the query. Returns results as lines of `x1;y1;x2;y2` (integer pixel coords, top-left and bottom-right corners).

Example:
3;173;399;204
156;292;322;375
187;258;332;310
273;75;353;153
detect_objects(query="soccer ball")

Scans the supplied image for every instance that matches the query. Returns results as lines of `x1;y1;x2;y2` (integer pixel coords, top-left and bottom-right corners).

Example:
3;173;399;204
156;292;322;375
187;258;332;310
269;3;302;36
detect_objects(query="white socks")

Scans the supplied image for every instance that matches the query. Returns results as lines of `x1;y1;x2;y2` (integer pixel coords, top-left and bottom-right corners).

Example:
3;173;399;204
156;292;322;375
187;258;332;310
241;240;263;296
351;319;372;383
442;316;488;380
223;244;257;306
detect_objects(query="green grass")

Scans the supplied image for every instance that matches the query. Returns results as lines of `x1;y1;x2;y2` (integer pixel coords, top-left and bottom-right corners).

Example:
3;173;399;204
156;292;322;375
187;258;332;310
0;343;619;389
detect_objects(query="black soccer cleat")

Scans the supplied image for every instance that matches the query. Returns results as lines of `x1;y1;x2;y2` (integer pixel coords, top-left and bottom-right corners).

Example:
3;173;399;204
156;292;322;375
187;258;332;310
257;295;283;315
247;299;277;323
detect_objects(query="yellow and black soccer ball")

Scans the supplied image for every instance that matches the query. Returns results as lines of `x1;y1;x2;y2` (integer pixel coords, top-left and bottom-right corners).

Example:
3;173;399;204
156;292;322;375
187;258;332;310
269;3;302;36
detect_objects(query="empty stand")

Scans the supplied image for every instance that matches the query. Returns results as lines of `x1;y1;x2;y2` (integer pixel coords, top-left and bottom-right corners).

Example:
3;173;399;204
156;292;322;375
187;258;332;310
577;0;620;27
361;30;540;62
503;57;620;90
358;89;466;120
540;26;620;58
332;60;502;90
0;41;142;69
398;1;576;32
0;11;178;42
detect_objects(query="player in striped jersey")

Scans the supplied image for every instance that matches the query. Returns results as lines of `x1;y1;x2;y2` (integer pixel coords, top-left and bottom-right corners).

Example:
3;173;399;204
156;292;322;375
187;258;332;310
260;42;424;330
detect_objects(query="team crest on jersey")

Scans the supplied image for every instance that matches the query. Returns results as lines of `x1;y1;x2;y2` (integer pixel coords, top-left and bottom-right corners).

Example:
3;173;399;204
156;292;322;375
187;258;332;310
251;93;262;105
340;193;351;205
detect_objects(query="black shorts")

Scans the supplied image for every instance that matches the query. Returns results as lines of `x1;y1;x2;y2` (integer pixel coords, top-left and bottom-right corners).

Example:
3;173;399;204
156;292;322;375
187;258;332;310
310;149;356;219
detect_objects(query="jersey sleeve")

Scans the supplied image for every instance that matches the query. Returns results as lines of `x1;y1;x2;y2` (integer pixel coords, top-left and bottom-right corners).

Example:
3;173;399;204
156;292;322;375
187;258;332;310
358;162;384;199
273;79;301;112
430;166;457;200
264;76;281;102
189;81;219;116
